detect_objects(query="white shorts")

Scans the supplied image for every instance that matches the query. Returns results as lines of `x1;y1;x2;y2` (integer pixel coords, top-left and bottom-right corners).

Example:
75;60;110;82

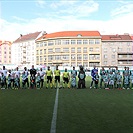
109;80;114;85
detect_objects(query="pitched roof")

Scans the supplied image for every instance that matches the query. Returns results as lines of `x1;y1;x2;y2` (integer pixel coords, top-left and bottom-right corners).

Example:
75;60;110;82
130;36;133;40
37;31;101;40
14;31;41;43
102;35;132;41
0;40;12;46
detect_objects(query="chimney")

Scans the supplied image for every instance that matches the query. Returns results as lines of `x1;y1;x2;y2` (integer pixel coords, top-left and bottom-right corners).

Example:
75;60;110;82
20;34;22;39
42;31;47;36
124;33;129;35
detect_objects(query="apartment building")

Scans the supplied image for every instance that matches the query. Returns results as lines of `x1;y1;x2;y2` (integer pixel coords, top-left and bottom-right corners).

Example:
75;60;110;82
0;40;12;65
36;31;102;67
101;34;133;67
12;31;43;66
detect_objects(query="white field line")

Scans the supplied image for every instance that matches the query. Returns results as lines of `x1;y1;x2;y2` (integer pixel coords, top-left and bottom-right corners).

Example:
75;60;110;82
50;88;59;133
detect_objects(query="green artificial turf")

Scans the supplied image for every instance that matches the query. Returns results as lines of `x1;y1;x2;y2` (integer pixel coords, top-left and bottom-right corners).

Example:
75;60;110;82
57;89;133;133
0;89;56;133
0;76;133;133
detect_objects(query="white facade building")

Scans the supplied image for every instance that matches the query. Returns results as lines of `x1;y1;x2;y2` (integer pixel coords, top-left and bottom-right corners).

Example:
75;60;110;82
11;31;43;67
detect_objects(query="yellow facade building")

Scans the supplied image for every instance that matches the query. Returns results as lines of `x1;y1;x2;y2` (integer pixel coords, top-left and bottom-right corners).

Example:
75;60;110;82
36;31;102;67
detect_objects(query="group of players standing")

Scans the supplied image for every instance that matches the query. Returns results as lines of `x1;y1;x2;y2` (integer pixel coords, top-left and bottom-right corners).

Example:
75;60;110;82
0;65;133;89
0;65;86;89
90;66;133;89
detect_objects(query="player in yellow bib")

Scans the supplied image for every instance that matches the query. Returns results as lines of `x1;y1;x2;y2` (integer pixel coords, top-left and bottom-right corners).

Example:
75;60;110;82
62;68;70;88
46;66;53;89
54;66;61;89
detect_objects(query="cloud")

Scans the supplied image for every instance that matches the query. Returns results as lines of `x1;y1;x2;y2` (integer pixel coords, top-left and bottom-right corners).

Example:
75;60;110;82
0;0;133;41
42;0;99;18
12;16;29;22
50;0;77;9
36;0;46;8
1;11;133;42
111;1;133;17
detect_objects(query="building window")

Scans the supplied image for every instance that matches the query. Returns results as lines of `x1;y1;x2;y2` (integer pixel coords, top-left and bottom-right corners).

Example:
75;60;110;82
77;48;81;53
63;48;69;53
40;42;43;47
112;61;115;65
48;49;53;53
44;56;46;61
48;55;53;61
95;39;100;44
71;48;75;53
104;54;107;59
55;48;61;53
83;47;87;53
118;61;123;64
77;54;82;60
40;56;42;62
36;50;39;55
43;42;47;46
112;54;115;59
36;43;39;47
104;48;107;52
77;62;82;66
77;40;82;44
44;49;46;54
104;61;107;65
95;47;100;52
55;55;61;60
62;40;69;45
40;49;42;55
89;62;99;67
89;39;94;44
62;55;69;60
71;54;76;60
55;40;61;45
83;54;88;60
71;62;76;66
48;41;54;46
118;47;122;52
83;62;88;67
112;48;116;52
83;40;88;44
71;40;76;45
89;54;100;60
36;56;39;61
118;55;122;58
89;47;93;52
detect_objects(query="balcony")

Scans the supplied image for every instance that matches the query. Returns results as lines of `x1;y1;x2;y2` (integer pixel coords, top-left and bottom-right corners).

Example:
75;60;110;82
118;61;133;66
117;55;133;61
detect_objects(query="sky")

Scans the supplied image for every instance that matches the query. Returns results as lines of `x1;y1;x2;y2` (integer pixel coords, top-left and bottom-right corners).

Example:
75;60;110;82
0;0;133;41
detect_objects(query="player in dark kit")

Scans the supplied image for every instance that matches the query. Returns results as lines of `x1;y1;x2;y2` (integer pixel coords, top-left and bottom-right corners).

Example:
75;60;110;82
90;66;98;89
30;65;37;88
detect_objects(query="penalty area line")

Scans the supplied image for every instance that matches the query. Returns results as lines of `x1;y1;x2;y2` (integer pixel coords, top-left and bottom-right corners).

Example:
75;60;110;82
50;88;59;133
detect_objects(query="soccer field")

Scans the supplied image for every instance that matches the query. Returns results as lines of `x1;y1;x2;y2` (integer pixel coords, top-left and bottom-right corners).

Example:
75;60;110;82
0;78;133;133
